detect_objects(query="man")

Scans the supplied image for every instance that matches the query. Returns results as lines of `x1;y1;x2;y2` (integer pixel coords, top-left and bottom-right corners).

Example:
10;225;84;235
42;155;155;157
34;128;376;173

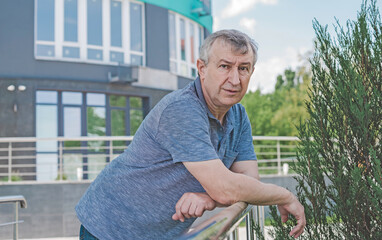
76;29;306;239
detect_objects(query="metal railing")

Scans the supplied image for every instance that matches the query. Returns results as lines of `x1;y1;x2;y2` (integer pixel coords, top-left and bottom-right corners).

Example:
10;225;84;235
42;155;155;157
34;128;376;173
0;136;299;182
179;202;265;240
0;195;27;240
253;136;299;176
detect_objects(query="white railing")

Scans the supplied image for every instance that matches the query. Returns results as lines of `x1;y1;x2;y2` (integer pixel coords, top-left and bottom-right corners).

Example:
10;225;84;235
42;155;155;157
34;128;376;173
252;136;299;176
0;195;27;240
0;136;299;182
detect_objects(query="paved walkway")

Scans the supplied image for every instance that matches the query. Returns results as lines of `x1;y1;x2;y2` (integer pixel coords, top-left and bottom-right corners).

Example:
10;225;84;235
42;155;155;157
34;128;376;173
20;227;274;240
21;238;77;240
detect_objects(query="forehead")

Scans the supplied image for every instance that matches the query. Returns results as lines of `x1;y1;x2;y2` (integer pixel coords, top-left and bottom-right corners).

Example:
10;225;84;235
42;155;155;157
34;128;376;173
209;38;254;64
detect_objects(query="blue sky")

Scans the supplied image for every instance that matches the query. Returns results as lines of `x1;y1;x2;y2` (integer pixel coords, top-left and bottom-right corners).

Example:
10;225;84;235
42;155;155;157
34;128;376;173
212;0;382;93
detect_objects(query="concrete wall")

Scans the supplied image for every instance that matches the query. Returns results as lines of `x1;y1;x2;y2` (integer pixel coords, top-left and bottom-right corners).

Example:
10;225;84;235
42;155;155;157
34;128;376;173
0;182;91;238
0;176;298;238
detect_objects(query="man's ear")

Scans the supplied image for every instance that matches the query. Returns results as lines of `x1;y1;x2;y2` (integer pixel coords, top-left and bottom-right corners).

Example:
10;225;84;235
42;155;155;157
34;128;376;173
197;59;206;78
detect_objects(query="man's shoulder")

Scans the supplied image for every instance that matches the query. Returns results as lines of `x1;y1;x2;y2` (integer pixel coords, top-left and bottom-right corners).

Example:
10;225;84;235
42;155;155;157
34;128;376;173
142;83;206;132
231;103;248;118
157;83;204;114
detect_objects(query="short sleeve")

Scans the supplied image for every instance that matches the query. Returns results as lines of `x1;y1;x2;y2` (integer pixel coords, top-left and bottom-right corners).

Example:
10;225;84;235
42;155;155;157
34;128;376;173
235;108;257;161
155;100;219;163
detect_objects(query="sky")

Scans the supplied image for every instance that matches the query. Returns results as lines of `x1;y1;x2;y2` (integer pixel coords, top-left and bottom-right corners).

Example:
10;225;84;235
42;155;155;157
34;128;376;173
212;0;382;93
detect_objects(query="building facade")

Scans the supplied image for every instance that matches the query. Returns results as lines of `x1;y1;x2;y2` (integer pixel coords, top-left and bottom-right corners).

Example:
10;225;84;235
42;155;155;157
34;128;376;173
0;0;212;181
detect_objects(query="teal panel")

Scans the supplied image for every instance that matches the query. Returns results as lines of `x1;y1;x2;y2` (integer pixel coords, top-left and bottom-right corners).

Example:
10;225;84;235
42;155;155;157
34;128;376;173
136;0;213;33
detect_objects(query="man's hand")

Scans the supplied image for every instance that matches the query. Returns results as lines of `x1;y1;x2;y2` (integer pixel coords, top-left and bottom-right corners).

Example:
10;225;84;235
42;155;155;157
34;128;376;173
277;194;306;238
172;192;216;222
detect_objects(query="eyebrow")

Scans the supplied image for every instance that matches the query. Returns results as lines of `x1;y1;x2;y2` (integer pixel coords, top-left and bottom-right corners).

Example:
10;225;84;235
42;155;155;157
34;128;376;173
219;59;252;66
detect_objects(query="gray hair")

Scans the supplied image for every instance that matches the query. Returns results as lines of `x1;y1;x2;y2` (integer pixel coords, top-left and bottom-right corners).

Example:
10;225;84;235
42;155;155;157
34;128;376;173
199;29;258;66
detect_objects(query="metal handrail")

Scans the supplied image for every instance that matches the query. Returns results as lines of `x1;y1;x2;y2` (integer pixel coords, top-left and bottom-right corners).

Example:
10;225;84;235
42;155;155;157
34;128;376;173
0;136;299;182
179;202;265;240
0;195;27;240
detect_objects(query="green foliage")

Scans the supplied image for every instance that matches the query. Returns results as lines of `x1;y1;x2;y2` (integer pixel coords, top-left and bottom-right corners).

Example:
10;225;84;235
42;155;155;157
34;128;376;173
269;1;382;239
55;173;68;181
241;66;311;137
241;48;311;174
1;173;22;182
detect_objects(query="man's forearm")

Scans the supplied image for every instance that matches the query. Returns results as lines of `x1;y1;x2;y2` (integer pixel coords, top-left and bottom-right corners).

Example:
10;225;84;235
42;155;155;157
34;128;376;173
214;170;293;206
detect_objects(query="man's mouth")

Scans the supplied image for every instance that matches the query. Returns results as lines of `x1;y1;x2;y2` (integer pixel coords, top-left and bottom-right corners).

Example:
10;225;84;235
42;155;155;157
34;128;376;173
223;89;240;94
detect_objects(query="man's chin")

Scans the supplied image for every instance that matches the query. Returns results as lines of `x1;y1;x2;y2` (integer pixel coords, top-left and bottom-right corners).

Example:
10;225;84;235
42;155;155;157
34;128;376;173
221;98;242;107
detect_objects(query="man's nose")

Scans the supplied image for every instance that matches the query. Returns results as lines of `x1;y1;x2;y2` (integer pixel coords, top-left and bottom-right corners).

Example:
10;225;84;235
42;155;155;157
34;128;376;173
228;68;240;85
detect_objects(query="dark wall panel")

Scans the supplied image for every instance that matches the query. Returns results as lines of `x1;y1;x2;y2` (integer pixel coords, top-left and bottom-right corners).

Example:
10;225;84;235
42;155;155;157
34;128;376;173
145;4;170;71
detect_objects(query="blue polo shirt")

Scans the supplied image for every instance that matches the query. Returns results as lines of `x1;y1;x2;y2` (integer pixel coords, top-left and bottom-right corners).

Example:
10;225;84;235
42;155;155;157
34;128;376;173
75;78;257;239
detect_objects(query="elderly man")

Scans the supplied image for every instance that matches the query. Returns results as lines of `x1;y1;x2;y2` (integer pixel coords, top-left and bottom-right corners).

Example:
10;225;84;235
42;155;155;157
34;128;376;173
76;29;306;239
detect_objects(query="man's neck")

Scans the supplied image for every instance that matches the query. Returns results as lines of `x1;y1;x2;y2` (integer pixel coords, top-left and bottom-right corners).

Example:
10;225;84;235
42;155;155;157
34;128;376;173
205;99;229;125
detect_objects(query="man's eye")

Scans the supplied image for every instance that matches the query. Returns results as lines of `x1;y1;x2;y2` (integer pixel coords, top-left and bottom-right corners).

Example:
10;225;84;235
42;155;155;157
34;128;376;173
220;64;229;69
239;66;249;71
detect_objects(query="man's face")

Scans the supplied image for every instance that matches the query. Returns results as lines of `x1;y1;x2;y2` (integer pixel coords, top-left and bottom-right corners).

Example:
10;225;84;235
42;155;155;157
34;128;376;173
198;39;255;112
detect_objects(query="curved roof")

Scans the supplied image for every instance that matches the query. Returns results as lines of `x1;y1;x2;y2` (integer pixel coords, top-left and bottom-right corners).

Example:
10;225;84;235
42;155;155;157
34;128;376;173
137;0;213;33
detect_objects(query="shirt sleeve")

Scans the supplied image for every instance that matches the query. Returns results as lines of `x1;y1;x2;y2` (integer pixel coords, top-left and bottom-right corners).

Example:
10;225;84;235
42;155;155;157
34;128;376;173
235;107;257;161
155;100;219;163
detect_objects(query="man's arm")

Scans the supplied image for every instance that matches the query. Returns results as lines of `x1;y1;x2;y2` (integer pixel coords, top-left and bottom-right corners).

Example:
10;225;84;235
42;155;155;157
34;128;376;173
172;161;259;222
172;192;216;222
230;160;260;180
181;159;305;238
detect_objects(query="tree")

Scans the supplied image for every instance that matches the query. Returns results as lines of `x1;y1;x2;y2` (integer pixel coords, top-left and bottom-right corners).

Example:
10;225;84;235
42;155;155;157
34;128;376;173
242;65;311;137
267;1;382;239
275;75;284;91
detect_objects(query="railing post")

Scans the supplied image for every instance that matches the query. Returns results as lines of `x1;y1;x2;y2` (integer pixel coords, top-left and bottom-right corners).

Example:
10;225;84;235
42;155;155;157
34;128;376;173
228;228;238;240
8;142;12;182
246;207;254;240
109;140;113;162
254;206;265;240
13;202;18;240
59;140;63;181
277;140;281;175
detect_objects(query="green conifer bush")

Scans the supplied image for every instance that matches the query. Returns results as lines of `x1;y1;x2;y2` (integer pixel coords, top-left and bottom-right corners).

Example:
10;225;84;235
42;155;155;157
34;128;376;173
266;1;382;239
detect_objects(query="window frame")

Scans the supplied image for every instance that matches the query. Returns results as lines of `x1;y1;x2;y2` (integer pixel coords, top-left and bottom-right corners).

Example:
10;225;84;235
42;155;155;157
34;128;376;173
34;0;145;66
169;11;203;78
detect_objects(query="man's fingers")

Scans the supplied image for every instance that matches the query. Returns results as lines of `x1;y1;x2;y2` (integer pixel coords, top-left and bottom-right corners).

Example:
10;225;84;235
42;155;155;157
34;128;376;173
289;215;306;238
279;208;288;223
175;197;186;222
289;225;304;238
194;205;204;217
173;192;217;222
188;202;197;218
180;200;191;219
172;213;179;221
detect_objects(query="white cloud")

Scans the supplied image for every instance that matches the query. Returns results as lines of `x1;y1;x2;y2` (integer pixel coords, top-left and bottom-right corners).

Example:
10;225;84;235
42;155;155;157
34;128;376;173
221;0;278;18
248;46;310;93
213;16;221;32
239;18;257;34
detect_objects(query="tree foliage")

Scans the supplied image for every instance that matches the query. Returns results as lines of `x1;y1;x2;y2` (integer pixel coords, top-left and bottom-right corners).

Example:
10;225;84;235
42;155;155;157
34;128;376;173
242;65;311;137
268;1;382;239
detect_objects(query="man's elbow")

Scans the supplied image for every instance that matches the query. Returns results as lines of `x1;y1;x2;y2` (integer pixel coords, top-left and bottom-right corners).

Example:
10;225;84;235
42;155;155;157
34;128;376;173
208;184;240;206
214;194;237;206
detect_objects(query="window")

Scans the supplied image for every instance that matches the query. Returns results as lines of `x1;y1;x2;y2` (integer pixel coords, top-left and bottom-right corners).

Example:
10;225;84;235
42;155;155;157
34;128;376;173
36;91;58;181
35;0;145;65
168;12;204;78
35;90;147;180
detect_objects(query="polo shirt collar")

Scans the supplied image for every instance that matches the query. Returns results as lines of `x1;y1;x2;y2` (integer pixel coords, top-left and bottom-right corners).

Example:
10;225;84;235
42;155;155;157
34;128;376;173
194;77;234;128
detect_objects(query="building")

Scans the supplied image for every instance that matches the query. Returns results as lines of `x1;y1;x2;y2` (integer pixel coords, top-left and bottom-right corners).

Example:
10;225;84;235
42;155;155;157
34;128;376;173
0;0;212;181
